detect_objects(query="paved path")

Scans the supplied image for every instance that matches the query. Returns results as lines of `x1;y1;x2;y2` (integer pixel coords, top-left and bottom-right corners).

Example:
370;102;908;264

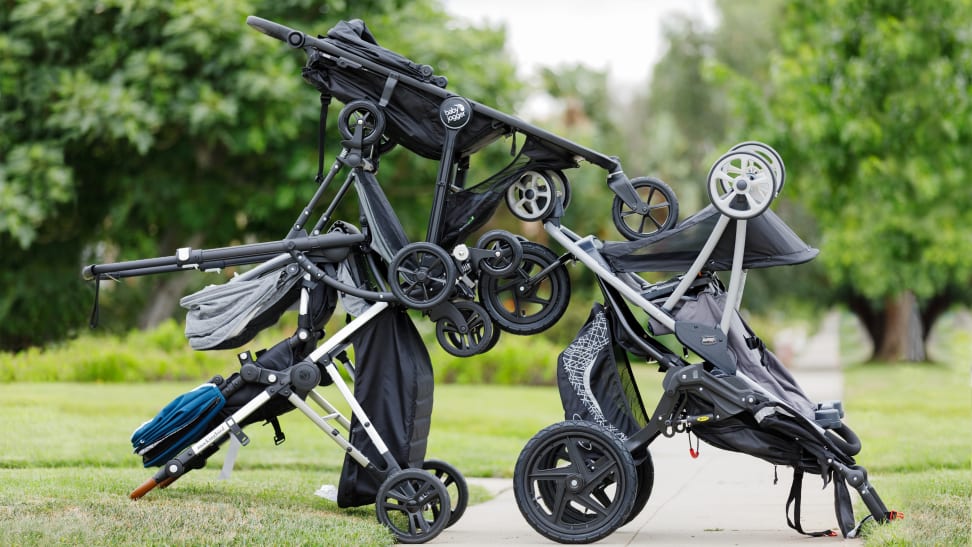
427;366;845;546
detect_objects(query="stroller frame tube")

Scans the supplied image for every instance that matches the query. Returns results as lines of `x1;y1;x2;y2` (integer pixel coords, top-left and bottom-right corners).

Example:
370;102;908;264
661;214;731;311
720;219;749;333
544;222;676;333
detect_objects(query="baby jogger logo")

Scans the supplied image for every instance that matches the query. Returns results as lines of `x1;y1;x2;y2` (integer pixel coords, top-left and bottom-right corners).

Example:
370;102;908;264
440;96;471;129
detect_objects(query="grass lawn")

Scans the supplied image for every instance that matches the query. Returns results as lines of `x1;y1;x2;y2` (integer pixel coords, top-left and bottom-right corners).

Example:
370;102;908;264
0;379;572;545
0;349;967;544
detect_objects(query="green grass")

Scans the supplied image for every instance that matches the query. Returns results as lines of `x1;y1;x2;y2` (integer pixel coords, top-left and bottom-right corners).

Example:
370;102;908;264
844;360;971;546
0;379;574;545
0;315;968;544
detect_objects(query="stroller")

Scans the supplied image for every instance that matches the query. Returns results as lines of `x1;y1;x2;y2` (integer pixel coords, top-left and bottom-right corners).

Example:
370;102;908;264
508;146;901;543
240;16;683;349
79;14;673;543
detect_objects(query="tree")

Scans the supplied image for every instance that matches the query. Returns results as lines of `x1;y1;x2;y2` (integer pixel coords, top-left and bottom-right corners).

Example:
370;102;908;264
715;0;972;361
0;0;522;350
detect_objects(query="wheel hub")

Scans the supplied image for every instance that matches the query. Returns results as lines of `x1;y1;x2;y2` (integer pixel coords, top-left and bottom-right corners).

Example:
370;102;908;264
566;474;585;493
415;268;429;282
734;177;749;191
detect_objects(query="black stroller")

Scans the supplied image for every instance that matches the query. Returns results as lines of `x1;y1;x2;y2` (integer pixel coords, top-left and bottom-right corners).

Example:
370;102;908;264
509;146;901;543
241;16;682;350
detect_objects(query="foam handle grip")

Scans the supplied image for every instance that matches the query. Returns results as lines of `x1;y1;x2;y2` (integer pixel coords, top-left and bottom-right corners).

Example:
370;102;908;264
246;16;304;48
129;477;159;500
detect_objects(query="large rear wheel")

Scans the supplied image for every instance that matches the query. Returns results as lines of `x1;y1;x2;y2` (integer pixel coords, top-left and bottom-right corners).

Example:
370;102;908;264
513;421;637;544
477;242;570;335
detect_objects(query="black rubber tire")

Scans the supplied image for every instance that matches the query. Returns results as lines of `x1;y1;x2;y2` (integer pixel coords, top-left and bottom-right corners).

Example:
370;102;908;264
477;242;570;335
611;176;679;241
513;421;638;544
435;300;497;357
375;468;452;544
389;243;457;310
422;459;469;528
624;454;655;525
337;100;385;146
475;230;523;277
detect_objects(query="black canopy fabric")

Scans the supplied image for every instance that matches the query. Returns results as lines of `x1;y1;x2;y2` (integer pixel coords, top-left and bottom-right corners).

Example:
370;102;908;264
337;306;434;508
600;206;819;273
302;19;511;160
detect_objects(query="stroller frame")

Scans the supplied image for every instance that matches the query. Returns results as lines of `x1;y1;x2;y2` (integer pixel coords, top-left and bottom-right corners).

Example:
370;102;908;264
508;197;897;542
86;219;463;543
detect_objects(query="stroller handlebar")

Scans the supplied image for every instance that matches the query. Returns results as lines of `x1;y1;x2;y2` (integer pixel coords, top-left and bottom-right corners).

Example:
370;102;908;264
246;16;308;48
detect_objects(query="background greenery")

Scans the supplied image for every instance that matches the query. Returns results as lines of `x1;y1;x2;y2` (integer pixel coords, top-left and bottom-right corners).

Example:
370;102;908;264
3;0;971;361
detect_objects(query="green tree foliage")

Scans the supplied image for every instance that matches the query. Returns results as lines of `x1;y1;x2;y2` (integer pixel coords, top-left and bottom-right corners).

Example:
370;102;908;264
715;0;972;360
0;0;522;350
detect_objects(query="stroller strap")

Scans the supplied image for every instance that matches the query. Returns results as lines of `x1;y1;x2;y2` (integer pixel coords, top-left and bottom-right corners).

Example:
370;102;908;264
785;468;838;537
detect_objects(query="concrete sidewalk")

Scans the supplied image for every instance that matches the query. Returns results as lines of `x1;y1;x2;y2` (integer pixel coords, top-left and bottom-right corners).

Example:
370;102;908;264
428;366;846;546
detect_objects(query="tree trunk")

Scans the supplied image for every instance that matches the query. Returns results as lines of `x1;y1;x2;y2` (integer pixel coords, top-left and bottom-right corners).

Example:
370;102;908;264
137;233;205;329
873;291;926;362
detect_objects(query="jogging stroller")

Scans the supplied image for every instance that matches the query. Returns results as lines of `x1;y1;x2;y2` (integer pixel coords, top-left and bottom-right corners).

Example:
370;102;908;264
509;144;901;543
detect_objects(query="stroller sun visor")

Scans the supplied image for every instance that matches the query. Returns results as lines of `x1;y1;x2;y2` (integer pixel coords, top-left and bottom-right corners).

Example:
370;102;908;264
180;264;302;350
302;19;512;160
600;206;819;273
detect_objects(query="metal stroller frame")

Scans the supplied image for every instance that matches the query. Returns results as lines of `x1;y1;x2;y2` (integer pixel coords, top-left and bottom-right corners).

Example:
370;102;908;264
508;145;899;543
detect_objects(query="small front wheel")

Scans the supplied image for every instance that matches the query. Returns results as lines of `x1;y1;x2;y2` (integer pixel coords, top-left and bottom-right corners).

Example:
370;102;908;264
376;468;452;544
474;230;523;277
337;100;385;146
434;301;498;357
611;177;679;240
389;243;457;310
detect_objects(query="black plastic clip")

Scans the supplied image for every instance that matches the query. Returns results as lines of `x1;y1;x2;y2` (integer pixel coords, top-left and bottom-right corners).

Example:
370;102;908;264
225;417;250;447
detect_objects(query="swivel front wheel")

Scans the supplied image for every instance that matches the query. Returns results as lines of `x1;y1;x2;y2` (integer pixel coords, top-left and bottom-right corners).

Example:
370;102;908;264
611;176;679;240
376;468;452;544
389;243;457;310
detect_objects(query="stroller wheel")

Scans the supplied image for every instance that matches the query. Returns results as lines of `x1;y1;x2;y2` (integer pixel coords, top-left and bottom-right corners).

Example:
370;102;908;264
390;243;457;310
338;99;385;146
513;421;637;544
730;141;785;195
421;459;469;527
506;170;558;221
435;300;498;357
546;169;572;210
375;468;452;544
707;150;777;219
475;229;523;276
478;242;570;335
624;454;655;525
611;176;679;240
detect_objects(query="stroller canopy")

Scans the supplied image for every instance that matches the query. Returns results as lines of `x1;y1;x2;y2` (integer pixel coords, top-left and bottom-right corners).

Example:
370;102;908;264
302;19;512;160
600;206;818;273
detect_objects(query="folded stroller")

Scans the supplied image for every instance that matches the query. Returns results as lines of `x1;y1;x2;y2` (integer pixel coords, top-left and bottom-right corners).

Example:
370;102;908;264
510;144;901;543
240;15;687;351
86;219;469;543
